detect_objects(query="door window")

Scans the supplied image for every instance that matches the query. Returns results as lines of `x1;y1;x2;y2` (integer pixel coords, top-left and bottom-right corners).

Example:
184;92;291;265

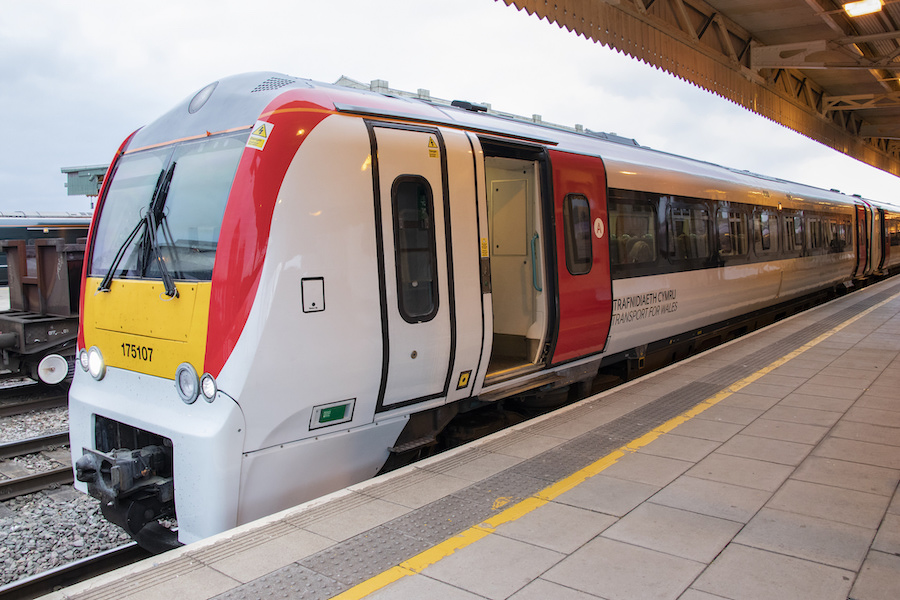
391;176;438;323
563;194;593;275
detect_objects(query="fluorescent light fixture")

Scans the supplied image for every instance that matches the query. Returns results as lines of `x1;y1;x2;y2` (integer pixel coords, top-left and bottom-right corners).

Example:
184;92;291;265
844;0;883;17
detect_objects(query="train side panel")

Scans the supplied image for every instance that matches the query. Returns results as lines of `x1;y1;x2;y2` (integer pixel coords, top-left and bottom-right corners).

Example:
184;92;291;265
226;115;406;521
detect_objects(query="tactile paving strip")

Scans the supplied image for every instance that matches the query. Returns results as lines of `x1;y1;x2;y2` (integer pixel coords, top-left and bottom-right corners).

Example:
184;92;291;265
213;563;345;600
208;281;900;600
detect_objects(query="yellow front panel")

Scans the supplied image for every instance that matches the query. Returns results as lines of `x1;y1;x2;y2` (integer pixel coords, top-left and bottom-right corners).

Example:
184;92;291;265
83;277;211;379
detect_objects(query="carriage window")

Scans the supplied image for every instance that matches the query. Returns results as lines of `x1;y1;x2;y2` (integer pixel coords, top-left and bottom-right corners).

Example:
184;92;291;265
563;194;593;275
889;216;900;247
807;215;824;251
392;177;438;323
782;212;802;252
608;194;656;266
717;210;748;257
754;211;779;254
670;204;711;260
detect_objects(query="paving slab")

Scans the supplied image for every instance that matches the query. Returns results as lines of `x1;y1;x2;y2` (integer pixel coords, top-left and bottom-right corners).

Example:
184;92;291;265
691;544;854;600
766;480;890;529
554;473;660;517
648;475;771;523
849;551;900;600
421;534;564;600
495;501;617;554
601;503;742;563
636;432;721;462
734;507;876;571
685;453;793;492
714;433;812;466
791;456;900;496
543;536;705;600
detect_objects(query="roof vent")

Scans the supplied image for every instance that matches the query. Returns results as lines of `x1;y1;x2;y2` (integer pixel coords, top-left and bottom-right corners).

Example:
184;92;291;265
451;100;488;113
251;76;296;93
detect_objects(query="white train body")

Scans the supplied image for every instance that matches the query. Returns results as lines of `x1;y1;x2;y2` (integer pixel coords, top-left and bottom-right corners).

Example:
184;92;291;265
68;73;900;549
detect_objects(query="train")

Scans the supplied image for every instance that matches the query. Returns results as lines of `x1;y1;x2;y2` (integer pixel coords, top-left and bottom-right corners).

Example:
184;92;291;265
69;72;900;551
0;213;91;384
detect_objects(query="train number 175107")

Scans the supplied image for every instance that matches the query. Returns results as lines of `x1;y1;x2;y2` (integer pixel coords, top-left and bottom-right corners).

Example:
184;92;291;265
122;343;153;362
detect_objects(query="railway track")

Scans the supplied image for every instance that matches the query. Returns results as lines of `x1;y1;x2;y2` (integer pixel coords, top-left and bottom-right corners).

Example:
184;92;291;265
0;386;68;418
0;542;152;600
0;432;73;500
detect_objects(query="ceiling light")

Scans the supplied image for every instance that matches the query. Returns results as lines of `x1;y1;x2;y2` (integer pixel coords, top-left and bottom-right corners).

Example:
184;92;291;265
844;0;883;17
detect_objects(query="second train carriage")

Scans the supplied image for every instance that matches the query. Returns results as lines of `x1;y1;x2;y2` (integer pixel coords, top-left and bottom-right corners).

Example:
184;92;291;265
69;73;900;549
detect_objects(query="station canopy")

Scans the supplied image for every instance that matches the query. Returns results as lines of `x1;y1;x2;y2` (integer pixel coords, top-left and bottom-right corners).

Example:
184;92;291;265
501;0;900;178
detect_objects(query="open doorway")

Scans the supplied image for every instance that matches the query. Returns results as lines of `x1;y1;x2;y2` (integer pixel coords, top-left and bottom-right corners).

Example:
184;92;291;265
484;155;549;381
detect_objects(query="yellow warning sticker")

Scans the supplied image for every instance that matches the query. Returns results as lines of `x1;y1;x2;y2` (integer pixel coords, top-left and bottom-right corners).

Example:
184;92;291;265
428;136;438;158
247;121;274;151
481;238;489;258
457;370;471;390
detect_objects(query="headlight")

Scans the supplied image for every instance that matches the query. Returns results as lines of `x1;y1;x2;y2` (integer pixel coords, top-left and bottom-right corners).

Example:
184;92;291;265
88;347;106;381
200;373;217;402
78;349;90;372
175;362;199;404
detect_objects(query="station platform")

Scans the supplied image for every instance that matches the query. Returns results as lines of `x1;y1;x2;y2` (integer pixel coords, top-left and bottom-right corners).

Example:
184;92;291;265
47;278;900;600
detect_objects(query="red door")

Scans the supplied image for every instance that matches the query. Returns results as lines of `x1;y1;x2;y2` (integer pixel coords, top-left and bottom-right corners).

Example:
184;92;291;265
549;150;612;363
855;203;869;277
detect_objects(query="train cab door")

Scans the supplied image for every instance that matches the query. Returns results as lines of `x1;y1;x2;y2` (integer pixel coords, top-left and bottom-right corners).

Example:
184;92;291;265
369;123;454;409
548;150;612;362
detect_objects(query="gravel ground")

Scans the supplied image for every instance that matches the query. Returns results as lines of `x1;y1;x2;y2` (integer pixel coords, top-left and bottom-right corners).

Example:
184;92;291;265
0;406;68;442
0;488;132;586
0;404;133;587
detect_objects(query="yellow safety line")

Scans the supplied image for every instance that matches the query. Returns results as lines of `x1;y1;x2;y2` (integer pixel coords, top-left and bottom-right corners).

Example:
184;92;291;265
330;290;900;599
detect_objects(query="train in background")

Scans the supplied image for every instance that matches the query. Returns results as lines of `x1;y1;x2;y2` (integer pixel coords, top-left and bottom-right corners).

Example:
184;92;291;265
0;212;91;384
0;213;91;284
68;72;900;551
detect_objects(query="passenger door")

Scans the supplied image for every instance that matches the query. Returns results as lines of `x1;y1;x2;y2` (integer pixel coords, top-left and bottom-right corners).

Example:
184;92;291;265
549;150;612;362
370;124;453;408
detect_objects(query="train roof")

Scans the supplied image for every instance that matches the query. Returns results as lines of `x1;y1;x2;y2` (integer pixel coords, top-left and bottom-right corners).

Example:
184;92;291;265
129;72;891;214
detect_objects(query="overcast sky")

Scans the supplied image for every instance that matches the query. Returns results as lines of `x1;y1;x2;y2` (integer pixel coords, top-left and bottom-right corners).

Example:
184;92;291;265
2;0;898;213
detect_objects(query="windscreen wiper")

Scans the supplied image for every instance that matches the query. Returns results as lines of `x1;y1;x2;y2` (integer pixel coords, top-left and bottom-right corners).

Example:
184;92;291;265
96;168;167;293
96;216;147;293
97;164;179;298
145;163;179;298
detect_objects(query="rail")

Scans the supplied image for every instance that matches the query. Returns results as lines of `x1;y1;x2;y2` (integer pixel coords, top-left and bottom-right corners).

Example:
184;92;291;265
0;431;72;499
0;543;151;600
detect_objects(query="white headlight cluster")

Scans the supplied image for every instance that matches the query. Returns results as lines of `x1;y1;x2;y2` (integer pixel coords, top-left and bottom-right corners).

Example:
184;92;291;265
200;372;217;402
176;362;217;404
78;347;106;381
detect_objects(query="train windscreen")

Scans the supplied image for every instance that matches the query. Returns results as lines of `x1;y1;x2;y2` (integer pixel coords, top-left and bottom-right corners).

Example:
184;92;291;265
90;131;248;284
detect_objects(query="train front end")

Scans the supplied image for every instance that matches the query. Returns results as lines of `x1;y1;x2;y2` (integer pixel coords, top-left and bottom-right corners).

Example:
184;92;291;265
68;73;331;549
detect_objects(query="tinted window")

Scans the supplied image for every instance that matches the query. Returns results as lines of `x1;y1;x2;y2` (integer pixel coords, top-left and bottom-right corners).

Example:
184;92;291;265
670;203;711;260
563;194;593;274
609;194;657;266
717;209;749;257
754;211;779;254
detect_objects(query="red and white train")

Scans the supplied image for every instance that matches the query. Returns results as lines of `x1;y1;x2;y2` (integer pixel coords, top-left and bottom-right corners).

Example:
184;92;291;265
70;72;900;550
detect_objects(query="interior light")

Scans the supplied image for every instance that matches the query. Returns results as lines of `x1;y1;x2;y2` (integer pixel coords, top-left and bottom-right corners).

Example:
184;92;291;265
176;362;199;404
844;0;883;17
200;373;217;402
88;347;106;381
